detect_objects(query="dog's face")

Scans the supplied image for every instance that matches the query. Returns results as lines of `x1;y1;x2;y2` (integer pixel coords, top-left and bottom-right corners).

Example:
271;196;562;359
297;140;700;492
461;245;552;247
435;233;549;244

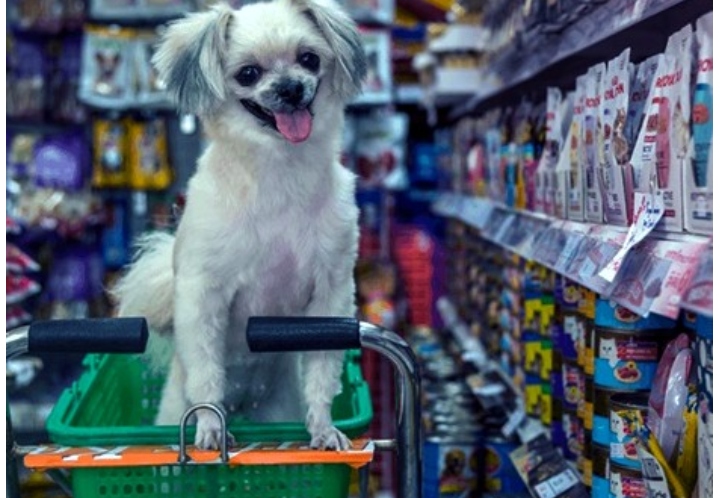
152;0;366;144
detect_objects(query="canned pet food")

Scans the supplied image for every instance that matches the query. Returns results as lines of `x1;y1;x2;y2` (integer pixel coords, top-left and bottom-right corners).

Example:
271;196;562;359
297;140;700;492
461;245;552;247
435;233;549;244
594;326;674;390
562;360;582;409
484;436;525;494
583;430;593;486
424;435;482;498
591;444;610;498
584;375;594;431
561;312;583;360
594;298;676;330
562;408;583;459
696;314;713;409
609;392;648;470
584;324;594;376
609;462;647;498
593;386;641;446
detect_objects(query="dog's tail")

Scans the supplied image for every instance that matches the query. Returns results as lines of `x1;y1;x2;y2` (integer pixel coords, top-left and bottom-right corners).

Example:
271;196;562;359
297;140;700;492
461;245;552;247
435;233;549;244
112;232;175;334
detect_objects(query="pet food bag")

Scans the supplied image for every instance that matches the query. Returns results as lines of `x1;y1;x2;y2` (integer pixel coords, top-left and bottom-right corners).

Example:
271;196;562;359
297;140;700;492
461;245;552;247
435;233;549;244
127;116;172;190
535;87;563;215
135;30;169;107
625;55;661;153
79;25;135;109
92;115;129;188
566;75;587;221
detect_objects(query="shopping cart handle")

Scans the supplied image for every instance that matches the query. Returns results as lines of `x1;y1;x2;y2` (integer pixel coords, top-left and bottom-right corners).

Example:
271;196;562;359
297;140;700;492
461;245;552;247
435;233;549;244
246;317;360;352
27;318;149;354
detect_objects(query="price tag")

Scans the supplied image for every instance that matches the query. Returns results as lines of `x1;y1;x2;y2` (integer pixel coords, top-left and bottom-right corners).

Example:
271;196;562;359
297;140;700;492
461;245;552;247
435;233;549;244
533;470;580;498
502;408;526;438
599;191;664;282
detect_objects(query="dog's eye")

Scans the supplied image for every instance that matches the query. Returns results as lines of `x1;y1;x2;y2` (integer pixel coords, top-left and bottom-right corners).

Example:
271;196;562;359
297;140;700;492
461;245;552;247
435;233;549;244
298;52;320;73
236;65;262;86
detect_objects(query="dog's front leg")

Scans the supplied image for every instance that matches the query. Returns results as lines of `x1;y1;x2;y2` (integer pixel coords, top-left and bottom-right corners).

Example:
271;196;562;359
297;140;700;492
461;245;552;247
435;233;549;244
174;274;233;450
302;276;356;450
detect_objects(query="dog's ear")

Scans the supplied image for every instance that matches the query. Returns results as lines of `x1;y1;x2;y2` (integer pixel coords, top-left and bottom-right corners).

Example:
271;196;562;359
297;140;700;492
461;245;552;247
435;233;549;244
294;0;367;101
152;3;233;115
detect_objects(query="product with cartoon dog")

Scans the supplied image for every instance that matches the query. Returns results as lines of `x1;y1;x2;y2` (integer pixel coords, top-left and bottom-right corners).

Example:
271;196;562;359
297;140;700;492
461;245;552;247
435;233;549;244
92;115;129;188
79;25;135;108
127;116;172;190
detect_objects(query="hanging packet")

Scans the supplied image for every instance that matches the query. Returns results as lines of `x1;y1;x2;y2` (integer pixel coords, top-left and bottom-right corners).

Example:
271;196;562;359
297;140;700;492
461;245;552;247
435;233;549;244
79;25;135;109
567;75;587;221
135;30;169;107
600;49;632;226
633;24;693;231
685;12;712;234
127;115;172;190
583;62;605;223
626;55;661;151
92;114;129;188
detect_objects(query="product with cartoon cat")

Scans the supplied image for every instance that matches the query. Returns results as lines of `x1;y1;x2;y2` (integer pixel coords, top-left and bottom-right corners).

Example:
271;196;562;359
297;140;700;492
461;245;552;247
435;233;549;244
608;392;649;470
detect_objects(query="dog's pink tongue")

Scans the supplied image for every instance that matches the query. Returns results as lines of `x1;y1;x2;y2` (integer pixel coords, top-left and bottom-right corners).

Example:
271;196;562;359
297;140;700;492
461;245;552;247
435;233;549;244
274;109;312;143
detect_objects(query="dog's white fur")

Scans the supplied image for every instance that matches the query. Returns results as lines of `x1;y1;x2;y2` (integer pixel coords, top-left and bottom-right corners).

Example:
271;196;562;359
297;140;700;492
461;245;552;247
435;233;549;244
112;0;366;450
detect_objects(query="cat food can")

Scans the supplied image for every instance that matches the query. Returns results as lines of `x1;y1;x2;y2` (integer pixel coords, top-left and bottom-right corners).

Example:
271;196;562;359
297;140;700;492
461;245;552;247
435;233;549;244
696;314;713;409
593;386;641;446
608;462;647;498
609;392;649;470
562;407;583;460
484;435;525;494
584;375;594;430
594;326;675;390
592;444;610;498
584;324;595;375
423;435;483;498
562;359;583;409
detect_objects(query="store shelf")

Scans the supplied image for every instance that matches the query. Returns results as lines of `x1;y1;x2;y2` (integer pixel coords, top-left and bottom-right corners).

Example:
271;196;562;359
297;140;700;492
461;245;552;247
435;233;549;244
437;297;548;444
448;0;712;120
432;193;713;319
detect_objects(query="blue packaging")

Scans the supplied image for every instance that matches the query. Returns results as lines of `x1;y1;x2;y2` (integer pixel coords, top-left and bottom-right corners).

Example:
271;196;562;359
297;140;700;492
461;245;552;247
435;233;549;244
484;436;526;494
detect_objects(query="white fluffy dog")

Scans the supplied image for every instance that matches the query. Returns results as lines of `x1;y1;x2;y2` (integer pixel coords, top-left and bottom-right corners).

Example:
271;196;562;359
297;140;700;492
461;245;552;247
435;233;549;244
112;0;366;450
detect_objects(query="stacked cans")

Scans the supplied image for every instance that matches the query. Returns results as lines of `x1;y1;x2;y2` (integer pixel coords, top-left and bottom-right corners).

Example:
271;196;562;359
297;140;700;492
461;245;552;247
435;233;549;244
576;287;595;487
694;313;713;498
554;275;584;461
521;261;558;434
414;328;529;498
590;299;678;498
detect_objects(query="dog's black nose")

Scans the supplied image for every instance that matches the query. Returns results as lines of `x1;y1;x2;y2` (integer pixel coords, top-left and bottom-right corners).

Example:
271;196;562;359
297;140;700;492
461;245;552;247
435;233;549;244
276;79;305;106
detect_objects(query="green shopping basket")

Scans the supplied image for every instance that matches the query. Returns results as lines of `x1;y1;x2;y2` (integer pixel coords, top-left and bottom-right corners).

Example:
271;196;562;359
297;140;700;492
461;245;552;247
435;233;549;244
44;352;373;498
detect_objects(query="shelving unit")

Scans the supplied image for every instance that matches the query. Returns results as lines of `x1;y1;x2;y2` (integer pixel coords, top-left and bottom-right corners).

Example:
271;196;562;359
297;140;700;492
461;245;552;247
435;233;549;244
432;193;712;319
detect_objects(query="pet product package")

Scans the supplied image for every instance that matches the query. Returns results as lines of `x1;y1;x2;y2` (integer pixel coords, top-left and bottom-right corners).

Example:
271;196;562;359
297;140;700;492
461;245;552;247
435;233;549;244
685;12;712;234
583;63;605;223
79;25;135;109
535;87;563;215
135;30;168;107
633;24;693;231
7;37;47;121
565;75;587;221
601;49;632;226
128;116;172;190
90;0;192;21
92;115;129;188
626;55;661;150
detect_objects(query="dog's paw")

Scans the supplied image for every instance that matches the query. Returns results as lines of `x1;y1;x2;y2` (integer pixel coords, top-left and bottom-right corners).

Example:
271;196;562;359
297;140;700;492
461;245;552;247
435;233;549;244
310;425;351;450
194;412;236;450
